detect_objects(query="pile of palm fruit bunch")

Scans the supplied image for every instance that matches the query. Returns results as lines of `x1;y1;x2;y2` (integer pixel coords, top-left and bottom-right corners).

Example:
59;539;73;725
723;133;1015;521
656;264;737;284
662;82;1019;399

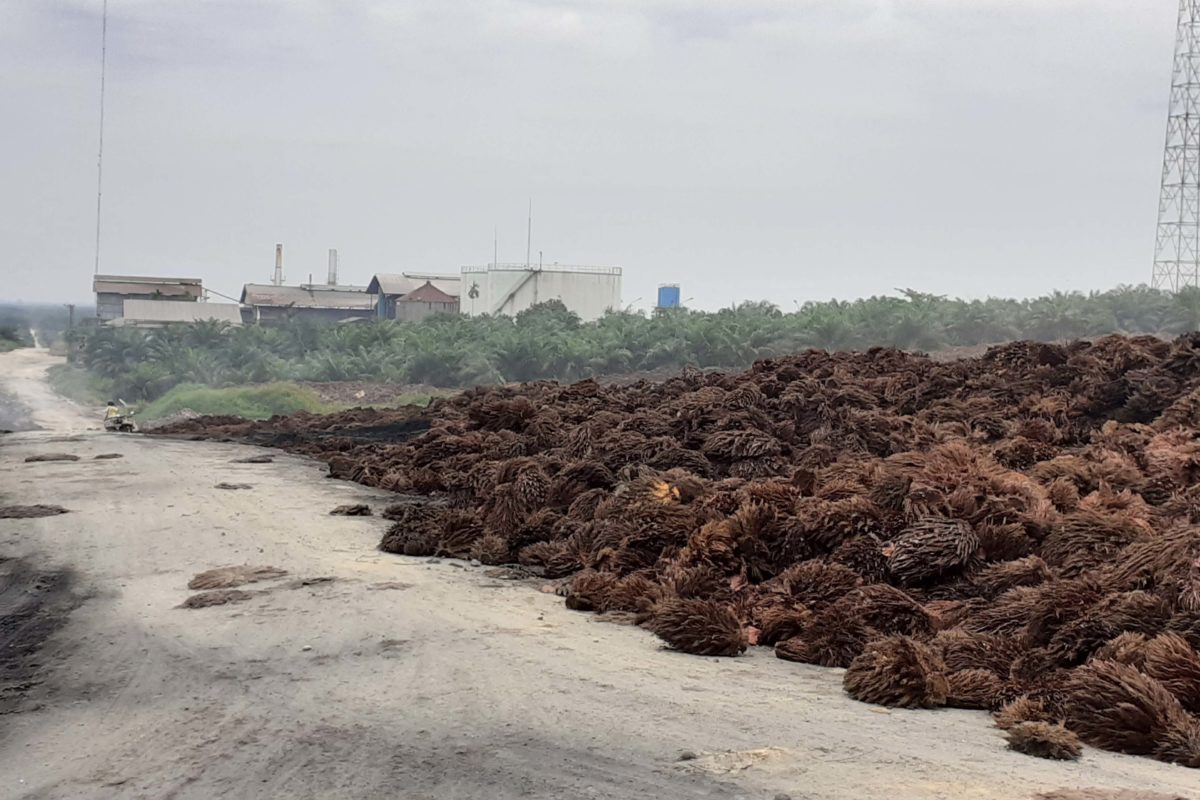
156;334;1200;768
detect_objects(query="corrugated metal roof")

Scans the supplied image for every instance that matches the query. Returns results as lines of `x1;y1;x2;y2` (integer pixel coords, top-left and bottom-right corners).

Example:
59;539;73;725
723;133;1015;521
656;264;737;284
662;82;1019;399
93;274;203;297
401;282;458;304
114;299;243;325
368;273;461;297
240;283;377;309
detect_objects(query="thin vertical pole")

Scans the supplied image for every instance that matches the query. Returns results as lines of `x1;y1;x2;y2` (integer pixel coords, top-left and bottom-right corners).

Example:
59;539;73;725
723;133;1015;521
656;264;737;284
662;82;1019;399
94;0;109;275
526;198;532;270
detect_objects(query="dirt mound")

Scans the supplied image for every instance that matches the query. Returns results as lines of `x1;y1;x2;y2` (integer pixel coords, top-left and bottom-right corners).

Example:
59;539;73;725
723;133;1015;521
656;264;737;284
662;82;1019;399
153;335;1200;769
23;453;79;463
231;455;273;464
299;381;442;406
137;409;200;430
0;505;69;519
155;405;430;450
93;453;123;460
214;482;252;490
188;565;288;590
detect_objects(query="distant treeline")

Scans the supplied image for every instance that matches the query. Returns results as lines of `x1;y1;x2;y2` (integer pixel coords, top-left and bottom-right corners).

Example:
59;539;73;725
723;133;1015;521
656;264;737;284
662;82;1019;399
0;303;77;351
64;284;1200;402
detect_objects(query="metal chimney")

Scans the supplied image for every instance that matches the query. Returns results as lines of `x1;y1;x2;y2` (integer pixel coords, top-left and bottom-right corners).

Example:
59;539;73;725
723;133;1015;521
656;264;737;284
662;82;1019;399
273;243;284;286
327;249;338;286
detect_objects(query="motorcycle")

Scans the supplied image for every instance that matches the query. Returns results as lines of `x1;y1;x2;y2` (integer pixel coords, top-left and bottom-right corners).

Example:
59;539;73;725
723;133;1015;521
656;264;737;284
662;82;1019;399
104;404;137;433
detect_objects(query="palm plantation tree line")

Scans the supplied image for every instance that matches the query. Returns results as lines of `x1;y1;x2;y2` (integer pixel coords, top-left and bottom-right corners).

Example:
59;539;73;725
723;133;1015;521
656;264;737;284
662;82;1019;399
70;285;1200;401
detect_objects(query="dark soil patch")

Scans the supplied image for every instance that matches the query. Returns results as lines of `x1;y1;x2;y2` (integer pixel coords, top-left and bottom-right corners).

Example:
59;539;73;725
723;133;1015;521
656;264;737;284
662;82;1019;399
153;406;431;449
93;453;123;460
0;392;38;433
330;504;372;516
259;418;431;448
188;565;287;590
0;557;79;714
179;589;256;609
23;454;79;463
214;482;252;490
231;455;273;464
0;505;69;519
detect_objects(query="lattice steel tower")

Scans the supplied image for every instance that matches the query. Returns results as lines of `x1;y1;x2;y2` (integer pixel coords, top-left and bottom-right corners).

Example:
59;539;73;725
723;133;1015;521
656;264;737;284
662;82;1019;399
1154;1;1200;291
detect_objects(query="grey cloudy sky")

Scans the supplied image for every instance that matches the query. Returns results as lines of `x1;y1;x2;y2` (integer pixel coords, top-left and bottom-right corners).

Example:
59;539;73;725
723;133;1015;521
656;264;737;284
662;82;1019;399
0;0;1179;309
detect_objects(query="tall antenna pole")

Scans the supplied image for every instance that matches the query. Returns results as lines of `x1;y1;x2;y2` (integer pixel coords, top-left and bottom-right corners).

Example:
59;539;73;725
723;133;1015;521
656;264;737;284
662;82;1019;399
526;198;532;270
94;0;109;275
1154;0;1200;292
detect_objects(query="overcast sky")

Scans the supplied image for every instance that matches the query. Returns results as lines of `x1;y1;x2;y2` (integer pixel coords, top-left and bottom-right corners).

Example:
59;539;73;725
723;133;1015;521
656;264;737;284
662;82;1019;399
0;0;1181;309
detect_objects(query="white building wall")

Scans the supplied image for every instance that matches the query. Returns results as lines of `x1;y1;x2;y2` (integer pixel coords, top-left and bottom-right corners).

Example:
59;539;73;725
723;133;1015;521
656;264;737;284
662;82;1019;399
461;266;622;322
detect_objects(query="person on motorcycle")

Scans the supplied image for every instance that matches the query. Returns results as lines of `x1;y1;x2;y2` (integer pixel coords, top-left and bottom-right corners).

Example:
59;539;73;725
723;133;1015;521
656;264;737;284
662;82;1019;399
104;401;121;421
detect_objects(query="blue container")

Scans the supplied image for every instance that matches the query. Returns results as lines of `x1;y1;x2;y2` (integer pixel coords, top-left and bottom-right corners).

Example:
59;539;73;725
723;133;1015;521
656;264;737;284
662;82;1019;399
657;284;681;308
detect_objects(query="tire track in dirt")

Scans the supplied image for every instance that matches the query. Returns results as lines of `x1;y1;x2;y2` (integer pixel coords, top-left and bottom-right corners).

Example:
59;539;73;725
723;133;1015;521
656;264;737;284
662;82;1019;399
0;557;80;717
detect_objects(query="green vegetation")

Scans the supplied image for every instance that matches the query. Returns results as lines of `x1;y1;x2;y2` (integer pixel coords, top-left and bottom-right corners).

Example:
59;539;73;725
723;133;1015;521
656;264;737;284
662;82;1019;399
0;326;26;353
66;285;1200;403
46;363;109;406
138;383;333;421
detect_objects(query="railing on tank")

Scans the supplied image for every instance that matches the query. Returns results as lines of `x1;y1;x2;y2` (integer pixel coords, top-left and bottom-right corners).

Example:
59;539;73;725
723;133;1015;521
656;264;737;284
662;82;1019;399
461;263;623;276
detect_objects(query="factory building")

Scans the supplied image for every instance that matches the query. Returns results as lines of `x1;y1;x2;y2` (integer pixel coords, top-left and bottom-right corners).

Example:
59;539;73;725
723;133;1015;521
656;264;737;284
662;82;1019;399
460;263;622;322
91;249;622;327
239;283;376;324
366;273;461;321
107;299;243;328
390;282;460;321
93;275;203;322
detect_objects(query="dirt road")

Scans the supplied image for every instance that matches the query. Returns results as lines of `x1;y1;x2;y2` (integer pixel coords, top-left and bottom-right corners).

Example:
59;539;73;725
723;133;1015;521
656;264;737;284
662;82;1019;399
0;348;1195;800
0;349;94;433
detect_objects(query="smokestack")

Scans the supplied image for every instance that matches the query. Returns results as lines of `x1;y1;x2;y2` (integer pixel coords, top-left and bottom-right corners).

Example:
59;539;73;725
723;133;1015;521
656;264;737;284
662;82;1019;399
273;243;284;286
327;249;338;286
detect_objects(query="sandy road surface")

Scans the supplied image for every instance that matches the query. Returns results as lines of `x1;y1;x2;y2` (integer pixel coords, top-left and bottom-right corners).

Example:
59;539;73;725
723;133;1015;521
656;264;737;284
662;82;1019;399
0;349;1197;800
0;349;95;433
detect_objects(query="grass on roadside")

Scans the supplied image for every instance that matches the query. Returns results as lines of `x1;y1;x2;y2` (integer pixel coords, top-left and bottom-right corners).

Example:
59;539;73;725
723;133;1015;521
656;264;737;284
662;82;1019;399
138;382;335;421
46;363;110;406
361;392;436;409
51;363;437;421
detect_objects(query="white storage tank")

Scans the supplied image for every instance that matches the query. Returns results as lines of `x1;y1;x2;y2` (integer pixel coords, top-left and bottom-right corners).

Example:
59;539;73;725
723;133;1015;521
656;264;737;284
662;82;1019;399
460;263;622;321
